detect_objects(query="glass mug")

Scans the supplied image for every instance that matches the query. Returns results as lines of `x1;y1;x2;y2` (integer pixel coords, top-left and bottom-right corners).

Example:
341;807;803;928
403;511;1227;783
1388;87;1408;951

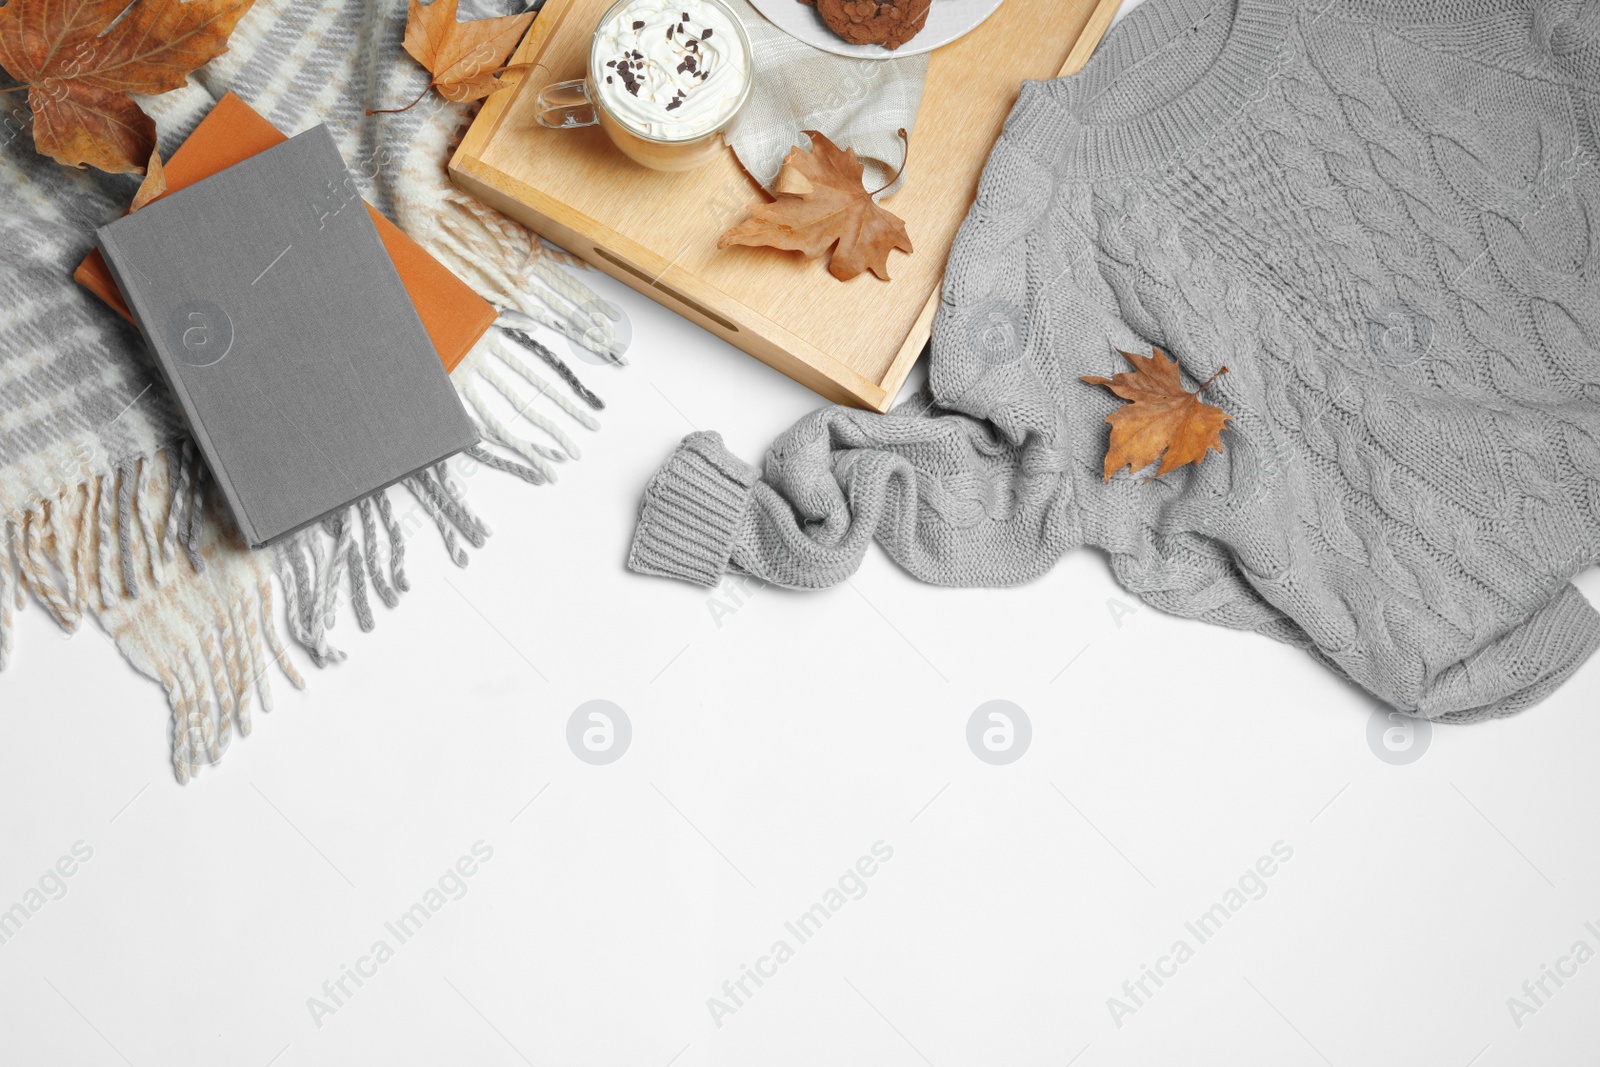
535;0;753;172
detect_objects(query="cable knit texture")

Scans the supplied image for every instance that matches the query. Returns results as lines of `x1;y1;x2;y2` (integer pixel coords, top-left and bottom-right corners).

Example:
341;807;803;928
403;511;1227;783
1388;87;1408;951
629;0;1600;721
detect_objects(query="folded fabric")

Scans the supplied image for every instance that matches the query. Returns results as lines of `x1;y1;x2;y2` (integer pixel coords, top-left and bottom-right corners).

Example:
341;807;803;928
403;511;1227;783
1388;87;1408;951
722;0;927;195
630;0;1600;721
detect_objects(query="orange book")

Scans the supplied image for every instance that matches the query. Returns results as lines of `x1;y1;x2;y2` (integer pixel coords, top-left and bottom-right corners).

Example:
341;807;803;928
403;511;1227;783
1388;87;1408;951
75;92;494;373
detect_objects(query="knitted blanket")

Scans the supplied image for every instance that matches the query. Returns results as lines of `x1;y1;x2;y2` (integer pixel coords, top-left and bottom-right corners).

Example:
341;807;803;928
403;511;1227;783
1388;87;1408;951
629;0;1600;721
1;0;624;780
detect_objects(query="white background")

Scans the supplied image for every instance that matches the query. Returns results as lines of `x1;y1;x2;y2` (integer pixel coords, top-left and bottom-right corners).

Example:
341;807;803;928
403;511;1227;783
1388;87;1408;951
6;3;1600;1064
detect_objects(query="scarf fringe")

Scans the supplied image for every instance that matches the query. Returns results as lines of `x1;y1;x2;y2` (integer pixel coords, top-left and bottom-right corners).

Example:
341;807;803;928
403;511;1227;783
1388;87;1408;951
433;188;630;366
1;447;301;783
0;442;513;781
446;319;614;485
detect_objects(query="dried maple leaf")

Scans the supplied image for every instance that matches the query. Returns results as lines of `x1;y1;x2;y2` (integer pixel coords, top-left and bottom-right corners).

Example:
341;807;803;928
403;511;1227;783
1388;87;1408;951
129;147;166;210
1081;347;1231;482
718;129;913;282
369;0;534;114
0;0;255;174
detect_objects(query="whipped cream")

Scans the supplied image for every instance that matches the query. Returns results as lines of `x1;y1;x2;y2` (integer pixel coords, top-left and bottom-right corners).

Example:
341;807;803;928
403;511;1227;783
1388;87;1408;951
592;0;749;140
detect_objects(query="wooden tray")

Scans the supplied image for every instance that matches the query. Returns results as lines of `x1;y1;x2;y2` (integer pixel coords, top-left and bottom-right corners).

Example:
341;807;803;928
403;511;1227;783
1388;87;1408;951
449;0;1121;411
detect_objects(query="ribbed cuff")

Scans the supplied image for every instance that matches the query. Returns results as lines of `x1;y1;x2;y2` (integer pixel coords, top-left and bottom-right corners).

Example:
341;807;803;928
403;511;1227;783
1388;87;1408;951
627;431;758;587
1426;583;1600;722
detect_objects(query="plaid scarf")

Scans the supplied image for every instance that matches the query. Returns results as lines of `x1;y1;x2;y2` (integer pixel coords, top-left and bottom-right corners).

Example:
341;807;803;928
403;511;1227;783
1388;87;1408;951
0;0;624;781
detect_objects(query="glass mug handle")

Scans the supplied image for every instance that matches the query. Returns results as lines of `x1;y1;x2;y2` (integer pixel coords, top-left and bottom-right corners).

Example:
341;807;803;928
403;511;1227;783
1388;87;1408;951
536;78;597;129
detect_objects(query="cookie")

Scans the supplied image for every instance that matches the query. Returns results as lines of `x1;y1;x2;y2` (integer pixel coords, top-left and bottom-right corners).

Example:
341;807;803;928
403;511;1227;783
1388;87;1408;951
813;0;931;50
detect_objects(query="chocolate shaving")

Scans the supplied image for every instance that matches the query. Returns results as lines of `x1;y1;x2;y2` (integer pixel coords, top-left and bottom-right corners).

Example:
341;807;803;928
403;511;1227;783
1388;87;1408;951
701;27;713;38
632;19;643;28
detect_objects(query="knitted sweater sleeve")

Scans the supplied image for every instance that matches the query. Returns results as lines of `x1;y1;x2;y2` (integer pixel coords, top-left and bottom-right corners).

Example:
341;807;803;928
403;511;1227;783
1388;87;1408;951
625;402;1078;588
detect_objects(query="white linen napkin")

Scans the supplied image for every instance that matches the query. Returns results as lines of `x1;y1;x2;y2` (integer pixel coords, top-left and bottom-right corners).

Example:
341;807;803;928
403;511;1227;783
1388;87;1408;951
722;0;928;196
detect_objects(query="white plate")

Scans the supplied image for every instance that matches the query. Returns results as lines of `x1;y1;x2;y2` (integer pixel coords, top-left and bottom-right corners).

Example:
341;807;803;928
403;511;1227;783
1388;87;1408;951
743;0;1006;59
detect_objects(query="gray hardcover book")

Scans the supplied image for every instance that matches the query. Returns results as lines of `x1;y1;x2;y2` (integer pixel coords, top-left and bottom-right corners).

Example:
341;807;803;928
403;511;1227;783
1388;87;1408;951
96;124;478;548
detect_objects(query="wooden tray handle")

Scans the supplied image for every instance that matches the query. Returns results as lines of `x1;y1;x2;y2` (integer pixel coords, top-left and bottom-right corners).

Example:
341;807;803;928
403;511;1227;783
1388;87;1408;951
1061;0;1123;76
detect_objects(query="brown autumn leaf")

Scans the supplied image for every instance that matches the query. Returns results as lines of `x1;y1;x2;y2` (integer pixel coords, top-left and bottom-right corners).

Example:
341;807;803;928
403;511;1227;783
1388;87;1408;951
718;129;913;282
1081;347;1231;482
0;0;256;174
369;0;534;114
129;146;166;211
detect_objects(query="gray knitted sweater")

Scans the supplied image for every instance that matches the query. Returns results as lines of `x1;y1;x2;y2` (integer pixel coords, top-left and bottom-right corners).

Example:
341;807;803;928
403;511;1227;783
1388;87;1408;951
629;0;1600;721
